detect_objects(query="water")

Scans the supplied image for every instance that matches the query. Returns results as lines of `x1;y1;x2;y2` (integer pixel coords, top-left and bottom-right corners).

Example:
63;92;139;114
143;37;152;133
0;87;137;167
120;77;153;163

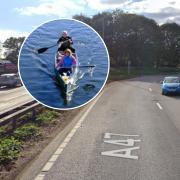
19;19;109;109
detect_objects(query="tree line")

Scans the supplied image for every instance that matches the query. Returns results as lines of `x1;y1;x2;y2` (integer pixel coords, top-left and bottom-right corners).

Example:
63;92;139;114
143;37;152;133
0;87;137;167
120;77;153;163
0;37;25;64
1;10;180;69
73;10;180;69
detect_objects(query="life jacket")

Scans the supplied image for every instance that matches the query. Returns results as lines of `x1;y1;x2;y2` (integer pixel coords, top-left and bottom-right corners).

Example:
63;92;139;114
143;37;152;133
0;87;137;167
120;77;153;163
63;56;73;67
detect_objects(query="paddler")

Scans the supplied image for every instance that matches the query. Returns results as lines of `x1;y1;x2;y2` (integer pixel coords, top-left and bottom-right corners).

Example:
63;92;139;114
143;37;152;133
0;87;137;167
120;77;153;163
56;49;77;76
57;31;75;53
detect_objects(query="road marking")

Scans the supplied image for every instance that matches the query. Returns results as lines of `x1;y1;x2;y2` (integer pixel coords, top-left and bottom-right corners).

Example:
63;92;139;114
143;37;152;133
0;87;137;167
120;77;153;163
156;102;163;110
104;139;141;146
34;174;45;180
149;88;152;92
42;162;54;172
34;92;104;180
54;148;63;155
49;155;59;162
101;133;141;160
101;147;140;160
104;133;139;139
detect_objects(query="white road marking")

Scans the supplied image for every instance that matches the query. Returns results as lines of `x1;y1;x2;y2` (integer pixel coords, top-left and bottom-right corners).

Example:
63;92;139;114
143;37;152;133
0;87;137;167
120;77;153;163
49;155;59;162
42;162;54;172
104;133;139;139
34;92;104;180
54;148;63;155
149;88;152;92
104;139;141;146
101;147;140;160
102;133;141;160
156;102;163;110
34;174;45;180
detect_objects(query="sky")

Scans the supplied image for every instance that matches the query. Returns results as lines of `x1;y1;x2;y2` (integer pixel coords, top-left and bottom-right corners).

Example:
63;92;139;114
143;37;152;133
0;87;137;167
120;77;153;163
0;0;180;42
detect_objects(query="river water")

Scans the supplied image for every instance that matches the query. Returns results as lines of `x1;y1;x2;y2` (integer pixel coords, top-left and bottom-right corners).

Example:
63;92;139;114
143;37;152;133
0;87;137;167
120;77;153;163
19;19;109;109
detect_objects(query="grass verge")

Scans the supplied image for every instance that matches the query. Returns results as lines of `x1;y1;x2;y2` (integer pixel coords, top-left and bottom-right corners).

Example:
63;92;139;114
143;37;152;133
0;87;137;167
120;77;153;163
109;67;180;81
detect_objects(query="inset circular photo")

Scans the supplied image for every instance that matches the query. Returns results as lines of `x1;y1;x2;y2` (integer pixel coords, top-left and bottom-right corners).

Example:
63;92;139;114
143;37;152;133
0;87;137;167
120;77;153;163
19;19;109;109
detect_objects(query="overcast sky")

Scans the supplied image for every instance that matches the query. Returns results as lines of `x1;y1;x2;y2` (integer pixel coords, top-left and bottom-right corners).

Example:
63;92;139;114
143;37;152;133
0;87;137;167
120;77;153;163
0;0;180;42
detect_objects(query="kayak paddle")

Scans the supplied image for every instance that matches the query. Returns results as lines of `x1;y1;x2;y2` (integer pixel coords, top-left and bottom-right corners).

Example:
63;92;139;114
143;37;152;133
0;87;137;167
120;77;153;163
59;65;96;68
37;44;57;54
37;39;71;54
76;65;96;68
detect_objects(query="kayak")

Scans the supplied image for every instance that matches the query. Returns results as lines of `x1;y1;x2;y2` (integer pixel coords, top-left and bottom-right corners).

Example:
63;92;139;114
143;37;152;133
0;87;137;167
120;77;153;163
54;52;80;96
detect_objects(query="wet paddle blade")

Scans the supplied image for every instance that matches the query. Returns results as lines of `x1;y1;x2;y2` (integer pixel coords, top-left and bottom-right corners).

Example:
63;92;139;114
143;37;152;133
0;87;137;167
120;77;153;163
37;47;49;54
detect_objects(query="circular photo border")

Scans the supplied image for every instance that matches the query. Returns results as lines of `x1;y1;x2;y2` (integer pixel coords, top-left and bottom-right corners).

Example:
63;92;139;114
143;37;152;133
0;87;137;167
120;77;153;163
18;18;110;110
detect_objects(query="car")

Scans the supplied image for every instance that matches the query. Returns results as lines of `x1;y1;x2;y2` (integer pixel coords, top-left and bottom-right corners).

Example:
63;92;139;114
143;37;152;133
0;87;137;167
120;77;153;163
0;73;22;88
161;76;180;95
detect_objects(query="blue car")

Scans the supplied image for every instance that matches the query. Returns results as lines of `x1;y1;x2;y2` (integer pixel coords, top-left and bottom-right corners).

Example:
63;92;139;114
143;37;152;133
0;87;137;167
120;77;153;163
162;76;180;95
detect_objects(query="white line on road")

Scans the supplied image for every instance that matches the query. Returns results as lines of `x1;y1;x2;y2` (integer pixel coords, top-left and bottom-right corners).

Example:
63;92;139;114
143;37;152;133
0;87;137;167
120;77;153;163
149;88;152;92
34;91;104;180
156;102;163;110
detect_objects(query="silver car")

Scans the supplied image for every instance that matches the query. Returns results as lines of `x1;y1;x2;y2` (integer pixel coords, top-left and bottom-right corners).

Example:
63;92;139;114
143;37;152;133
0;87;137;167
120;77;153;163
0;73;22;88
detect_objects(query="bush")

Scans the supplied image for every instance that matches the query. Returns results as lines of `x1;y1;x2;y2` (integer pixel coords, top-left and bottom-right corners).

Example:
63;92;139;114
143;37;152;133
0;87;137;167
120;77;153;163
14;124;40;141
0;127;6;138
35;110;59;125
0;137;22;164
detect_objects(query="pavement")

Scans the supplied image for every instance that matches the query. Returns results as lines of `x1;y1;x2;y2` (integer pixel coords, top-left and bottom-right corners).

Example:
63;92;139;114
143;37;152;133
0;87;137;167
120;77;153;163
18;75;180;180
0;86;33;114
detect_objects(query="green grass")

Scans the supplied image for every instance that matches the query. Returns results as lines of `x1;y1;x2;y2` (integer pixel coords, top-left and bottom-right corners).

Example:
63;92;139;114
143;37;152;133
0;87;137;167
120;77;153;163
0;137;22;165
109;67;180;81
14;123;41;141
35;110;59;126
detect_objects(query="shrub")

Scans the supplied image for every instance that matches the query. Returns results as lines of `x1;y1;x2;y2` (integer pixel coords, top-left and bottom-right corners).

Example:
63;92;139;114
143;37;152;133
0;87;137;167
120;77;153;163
0;127;6;138
35;110;59;125
14;124;40;141
0;137;22;164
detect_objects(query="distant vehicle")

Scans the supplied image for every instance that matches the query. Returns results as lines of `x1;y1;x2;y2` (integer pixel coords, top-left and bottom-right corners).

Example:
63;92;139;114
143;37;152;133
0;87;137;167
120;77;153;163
0;73;22;88
161;76;180;95
0;60;18;74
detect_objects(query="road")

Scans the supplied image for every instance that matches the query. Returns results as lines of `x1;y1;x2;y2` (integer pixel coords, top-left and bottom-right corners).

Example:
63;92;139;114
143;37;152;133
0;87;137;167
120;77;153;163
0;86;33;114
21;75;180;180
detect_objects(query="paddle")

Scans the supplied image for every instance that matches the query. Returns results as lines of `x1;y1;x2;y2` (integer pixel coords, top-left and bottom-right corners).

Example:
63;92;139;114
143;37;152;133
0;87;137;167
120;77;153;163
75;65;96;68
37;39;71;54
37;44;57;54
59;65;96;68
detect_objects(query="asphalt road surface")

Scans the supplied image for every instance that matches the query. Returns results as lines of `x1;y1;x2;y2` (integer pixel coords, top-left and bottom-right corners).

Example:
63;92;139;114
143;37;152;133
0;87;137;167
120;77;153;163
0;86;32;114
22;75;180;180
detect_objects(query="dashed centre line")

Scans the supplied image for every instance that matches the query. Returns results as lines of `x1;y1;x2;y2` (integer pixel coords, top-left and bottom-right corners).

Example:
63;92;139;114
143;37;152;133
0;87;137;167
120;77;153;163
156;102;163;110
149;88;152;92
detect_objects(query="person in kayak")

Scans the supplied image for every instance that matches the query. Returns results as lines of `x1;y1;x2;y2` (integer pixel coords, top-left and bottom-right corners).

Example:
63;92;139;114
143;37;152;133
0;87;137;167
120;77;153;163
56;49;77;76
57;31;75;53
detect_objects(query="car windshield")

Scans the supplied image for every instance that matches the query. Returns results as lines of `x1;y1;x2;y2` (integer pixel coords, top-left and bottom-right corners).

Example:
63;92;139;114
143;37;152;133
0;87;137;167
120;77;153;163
164;78;180;83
